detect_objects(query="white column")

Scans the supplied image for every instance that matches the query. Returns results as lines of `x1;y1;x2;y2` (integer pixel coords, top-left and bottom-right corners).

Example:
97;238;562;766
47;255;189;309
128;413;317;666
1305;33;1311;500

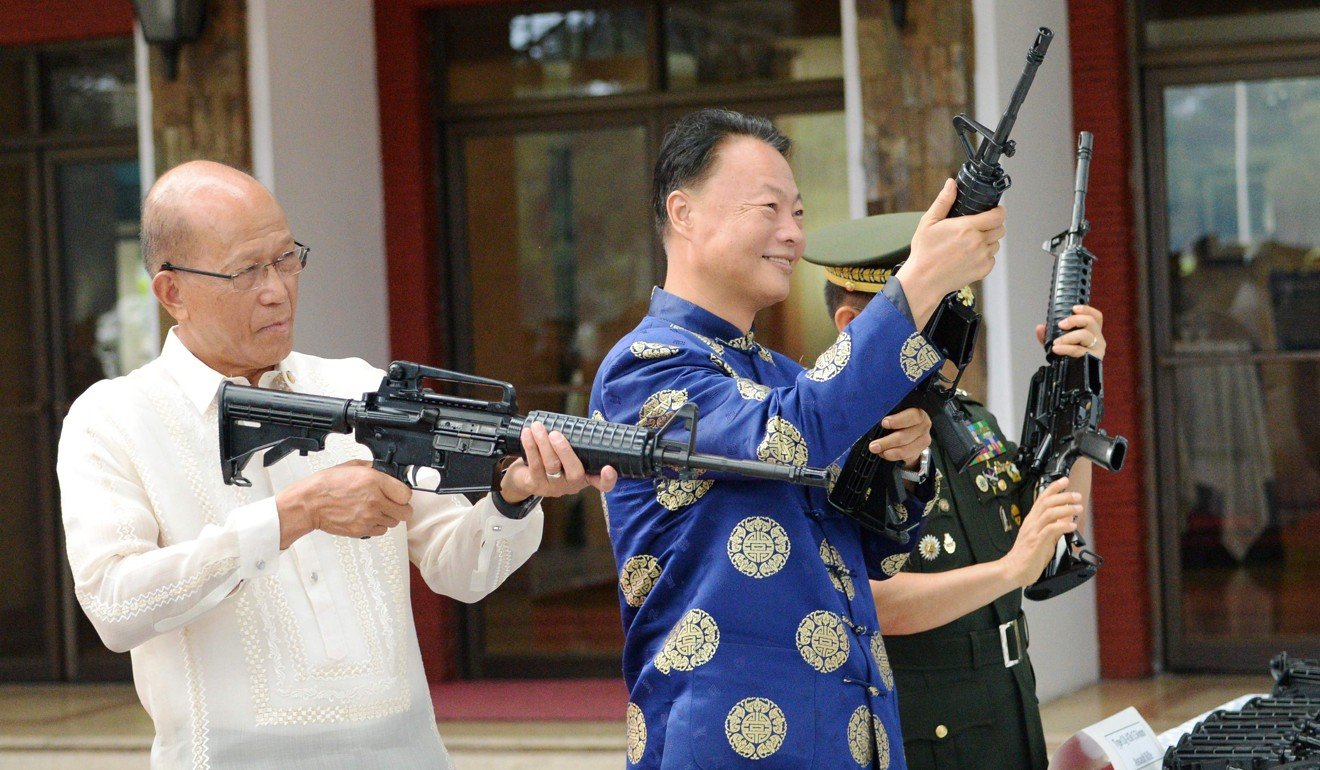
973;0;1101;702
840;0;866;220
246;0;390;368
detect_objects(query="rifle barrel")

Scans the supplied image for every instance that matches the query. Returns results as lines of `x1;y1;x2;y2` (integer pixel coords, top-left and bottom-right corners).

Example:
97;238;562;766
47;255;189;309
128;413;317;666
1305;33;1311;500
981;26;1053;165
1070;131;1093;234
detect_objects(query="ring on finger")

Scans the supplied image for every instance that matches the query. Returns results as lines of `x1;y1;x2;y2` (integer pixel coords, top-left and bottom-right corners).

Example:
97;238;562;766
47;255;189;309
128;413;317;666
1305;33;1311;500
546;470;564;480
1086;335;1097;348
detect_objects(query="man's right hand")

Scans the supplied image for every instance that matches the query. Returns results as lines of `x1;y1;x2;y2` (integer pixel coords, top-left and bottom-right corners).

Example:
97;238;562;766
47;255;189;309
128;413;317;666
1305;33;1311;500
276;460;414;548
896;178;1006;328
999;477;1081;588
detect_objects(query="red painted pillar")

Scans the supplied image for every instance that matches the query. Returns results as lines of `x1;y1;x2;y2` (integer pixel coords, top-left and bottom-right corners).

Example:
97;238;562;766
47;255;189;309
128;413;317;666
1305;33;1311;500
1067;0;1153;678
0;1;132;44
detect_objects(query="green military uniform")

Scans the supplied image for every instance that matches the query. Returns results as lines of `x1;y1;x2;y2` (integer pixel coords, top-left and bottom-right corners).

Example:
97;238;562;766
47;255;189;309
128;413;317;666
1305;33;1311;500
806;213;1049;770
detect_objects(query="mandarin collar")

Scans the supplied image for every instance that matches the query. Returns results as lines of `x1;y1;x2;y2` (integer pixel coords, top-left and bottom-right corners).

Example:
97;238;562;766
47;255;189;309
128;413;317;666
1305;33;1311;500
646;287;757;347
159;327;297;414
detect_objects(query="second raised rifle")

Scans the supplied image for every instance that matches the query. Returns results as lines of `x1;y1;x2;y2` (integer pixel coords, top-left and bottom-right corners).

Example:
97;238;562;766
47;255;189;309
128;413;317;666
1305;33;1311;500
1018;131;1129;601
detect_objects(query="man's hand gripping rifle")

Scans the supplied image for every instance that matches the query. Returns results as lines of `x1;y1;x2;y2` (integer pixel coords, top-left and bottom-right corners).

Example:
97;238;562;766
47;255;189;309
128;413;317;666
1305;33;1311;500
219;362;832;496
1017;131;1128;601
827;27;1053;543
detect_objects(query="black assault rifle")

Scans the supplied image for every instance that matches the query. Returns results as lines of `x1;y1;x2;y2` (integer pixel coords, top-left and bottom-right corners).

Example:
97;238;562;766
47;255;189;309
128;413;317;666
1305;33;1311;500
218;361;832;497
827;27;1053;542
1018;131;1128;601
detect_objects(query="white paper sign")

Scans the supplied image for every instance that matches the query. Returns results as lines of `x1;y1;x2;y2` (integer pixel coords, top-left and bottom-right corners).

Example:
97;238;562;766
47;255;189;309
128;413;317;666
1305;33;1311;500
1048;706;1164;770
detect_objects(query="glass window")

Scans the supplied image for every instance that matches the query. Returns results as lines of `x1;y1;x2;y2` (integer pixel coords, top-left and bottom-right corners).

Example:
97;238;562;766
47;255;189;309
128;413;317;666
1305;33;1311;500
1163;77;1319;353
665;0;841;88
40;43;137;133
439;4;651;103
56;159;149;399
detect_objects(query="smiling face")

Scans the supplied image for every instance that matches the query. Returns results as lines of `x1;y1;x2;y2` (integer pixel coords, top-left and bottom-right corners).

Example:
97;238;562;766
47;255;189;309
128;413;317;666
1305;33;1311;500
665;135;805;329
150;165;299;382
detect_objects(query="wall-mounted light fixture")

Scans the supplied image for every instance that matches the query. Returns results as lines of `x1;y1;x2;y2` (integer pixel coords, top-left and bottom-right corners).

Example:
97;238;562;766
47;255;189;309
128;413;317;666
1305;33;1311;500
132;0;208;81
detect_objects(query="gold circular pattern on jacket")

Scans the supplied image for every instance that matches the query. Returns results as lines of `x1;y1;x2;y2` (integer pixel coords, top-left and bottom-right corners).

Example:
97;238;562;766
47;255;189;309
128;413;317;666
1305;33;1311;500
654;608;720;674
819;539;855;599
734;377;771;401
638;389;689;429
900;333;941;383
879;553;909;577
873;716;892;769
726;334;756;351
710;354;739;378
848;706;873;766
956;285;976;307
938;498;951;512
805;331;852;382
796;610;851;673
625;702;647;764
871;633;894;690
918;534;941;561
619;555;663;607
757;416;809;467
629;341;681;360
725;697;787;760
688;330;725;356
727;517;791;578
654;477;715;511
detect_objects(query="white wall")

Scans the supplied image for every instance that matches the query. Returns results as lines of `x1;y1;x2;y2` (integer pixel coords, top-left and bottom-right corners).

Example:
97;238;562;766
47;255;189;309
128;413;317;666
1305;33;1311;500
247;0;390;367
973;0;1102;702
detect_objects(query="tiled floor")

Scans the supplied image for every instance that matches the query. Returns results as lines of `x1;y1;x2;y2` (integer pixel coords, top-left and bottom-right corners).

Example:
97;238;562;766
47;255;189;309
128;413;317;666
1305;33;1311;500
0;674;1274;769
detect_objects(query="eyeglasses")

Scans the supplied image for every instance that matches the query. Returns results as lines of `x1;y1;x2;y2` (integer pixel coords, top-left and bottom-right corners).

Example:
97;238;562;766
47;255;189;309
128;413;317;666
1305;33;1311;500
159;242;310;293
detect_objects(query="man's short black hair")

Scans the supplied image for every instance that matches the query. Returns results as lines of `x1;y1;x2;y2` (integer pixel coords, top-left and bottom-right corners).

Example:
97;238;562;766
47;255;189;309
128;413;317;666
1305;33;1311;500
824;281;875;317
651;108;792;235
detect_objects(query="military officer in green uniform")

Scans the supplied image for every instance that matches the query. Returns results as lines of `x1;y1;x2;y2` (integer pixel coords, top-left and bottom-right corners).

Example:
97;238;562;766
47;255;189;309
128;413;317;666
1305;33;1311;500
804;212;1108;770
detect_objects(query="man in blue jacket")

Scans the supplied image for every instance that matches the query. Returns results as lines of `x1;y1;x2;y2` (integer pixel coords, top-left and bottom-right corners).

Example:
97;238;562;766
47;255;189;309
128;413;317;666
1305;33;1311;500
590;108;1005;768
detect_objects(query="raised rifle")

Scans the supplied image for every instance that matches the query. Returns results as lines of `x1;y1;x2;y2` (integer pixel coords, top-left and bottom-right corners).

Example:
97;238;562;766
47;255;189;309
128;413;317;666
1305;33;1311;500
219;361;832;497
827;27;1053;542
1018;131;1129;601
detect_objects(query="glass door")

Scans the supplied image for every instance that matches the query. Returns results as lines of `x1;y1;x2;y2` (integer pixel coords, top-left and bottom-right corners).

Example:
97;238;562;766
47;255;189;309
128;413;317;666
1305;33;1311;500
47;148;145;680
1147;64;1320;670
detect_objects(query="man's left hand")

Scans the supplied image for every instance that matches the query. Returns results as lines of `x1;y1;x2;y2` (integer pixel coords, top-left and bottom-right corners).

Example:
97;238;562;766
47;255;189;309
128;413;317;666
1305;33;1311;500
868;407;932;468
1037;304;1105;360
500;421;619;503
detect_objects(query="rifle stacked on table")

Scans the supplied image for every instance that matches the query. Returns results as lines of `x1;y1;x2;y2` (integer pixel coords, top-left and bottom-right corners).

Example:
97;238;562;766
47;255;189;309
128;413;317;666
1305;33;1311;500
827;26;1054;542
1164;654;1320;769
218;361;833;494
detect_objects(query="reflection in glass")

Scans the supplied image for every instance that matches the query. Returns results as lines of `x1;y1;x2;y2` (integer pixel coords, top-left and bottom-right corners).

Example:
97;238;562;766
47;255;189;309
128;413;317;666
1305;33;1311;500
41;44;137;132
666;0;841;88
439;4;649;103
1164;77;1318;352
1176;358;1320;640
462;127;652;668
57;160;152;402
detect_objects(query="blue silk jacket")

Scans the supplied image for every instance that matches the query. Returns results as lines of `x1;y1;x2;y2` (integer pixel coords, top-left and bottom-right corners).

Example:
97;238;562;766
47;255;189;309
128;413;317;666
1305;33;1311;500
590;288;943;769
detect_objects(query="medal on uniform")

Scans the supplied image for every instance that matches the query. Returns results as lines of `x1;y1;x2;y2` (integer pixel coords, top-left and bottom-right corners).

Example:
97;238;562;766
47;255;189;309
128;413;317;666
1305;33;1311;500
965;419;1005;465
943;533;956;554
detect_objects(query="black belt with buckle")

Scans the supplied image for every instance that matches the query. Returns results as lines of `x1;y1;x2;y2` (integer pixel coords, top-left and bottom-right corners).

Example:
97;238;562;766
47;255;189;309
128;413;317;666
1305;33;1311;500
885;612;1030;671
